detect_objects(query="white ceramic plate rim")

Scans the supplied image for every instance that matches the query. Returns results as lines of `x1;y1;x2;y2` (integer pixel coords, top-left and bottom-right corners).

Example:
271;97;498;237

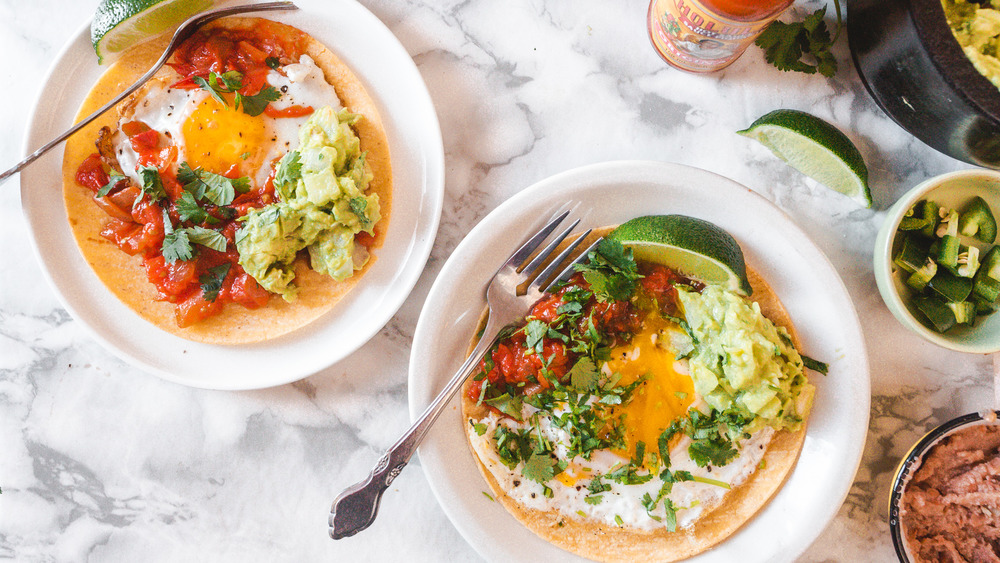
409;161;870;563
19;0;444;390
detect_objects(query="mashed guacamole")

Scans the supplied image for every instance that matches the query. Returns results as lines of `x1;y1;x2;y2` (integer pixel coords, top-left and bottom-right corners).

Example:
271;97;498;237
677;285;815;433
943;0;1000;88
236;106;380;301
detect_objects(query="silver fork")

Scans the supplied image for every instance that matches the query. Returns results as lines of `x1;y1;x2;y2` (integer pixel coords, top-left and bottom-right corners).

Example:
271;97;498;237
329;211;602;539
0;1;299;186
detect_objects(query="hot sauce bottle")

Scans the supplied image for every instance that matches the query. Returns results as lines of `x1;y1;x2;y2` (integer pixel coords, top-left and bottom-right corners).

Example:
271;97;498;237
647;0;793;72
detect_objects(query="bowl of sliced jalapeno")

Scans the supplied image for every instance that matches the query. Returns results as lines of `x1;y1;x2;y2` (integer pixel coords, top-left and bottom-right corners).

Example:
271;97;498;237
875;169;1000;353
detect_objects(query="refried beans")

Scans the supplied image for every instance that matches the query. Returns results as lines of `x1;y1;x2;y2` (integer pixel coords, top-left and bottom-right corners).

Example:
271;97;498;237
901;424;1000;562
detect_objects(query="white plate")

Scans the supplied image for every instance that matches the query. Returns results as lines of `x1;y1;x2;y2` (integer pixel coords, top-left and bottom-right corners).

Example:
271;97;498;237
409;161;870;562
20;0;444;390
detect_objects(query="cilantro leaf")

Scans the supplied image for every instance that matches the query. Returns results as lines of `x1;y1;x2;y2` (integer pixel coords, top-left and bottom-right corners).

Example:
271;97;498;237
523;320;548;355
96;174;128;197
568;357;600;391
199;263;231;303
138;166;166;201
177;162;248;206
274;150;302;188
754;0;842;77
801;354;829;374
349;196;370;226
193;75;228;107
162;229;192;263
237;85;281;117
174;191;210;224
484;393;524;420
688;436;738;468
185;226;228;252
574;238;639;302
522;450;559;484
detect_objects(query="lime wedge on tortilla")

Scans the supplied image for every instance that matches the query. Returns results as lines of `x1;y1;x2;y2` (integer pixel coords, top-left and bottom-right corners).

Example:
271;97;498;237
92;0;213;64
608;215;753;296
738;109;872;208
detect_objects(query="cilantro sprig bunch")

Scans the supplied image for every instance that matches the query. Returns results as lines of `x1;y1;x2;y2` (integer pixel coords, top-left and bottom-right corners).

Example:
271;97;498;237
755;0;843;77
193;70;282;117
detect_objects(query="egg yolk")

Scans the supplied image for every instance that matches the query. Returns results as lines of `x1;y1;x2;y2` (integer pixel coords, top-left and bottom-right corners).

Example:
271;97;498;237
181;96;267;176
606;315;695;463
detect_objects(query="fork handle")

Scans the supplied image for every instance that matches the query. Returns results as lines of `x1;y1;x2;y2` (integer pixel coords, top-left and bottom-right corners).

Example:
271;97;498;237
329;317;502;539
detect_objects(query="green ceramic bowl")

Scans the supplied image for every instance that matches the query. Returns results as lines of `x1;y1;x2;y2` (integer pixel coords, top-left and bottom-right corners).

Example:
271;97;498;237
874;169;1000;353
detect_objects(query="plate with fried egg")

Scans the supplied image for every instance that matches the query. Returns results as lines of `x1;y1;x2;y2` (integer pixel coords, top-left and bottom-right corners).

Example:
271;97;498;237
20;0;444;389
409;161;869;562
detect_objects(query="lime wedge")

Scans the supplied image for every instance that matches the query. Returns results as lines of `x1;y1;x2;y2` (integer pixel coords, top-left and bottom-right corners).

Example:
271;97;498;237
738;109;872;208
92;0;213;64
608;215;752;296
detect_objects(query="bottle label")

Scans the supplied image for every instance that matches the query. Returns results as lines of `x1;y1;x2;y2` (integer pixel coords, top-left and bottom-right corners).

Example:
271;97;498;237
648;0;775;72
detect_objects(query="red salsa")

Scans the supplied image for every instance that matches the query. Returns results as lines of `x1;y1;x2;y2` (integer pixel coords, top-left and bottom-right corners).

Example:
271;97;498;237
75;22;312;327
467;260;701;409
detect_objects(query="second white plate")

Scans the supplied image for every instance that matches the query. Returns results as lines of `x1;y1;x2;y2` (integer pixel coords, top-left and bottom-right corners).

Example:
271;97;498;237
409;161;870;562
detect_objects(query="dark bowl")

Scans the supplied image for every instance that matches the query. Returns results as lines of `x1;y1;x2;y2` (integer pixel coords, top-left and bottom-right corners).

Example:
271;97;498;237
849;0;1000;167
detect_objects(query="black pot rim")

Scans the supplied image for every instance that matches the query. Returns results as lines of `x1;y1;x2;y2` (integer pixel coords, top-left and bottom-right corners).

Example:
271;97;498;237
909;0;1000;124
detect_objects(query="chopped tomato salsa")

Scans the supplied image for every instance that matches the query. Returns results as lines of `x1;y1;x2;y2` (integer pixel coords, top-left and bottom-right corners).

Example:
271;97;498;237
74;22;312;327
466;263;699;411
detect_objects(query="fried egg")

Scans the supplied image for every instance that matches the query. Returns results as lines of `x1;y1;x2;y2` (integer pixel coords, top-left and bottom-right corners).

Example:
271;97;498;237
114;54;341;188
468;316;775;531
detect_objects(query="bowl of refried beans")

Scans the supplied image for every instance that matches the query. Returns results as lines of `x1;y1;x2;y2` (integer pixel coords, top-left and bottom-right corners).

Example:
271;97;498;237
889;411;1000;562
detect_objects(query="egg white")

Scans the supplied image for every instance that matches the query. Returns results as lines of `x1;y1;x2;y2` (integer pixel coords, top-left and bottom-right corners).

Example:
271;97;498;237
114;54;342;188
468;351;775;531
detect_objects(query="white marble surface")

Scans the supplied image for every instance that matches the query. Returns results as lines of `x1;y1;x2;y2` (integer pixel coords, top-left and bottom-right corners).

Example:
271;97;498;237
0;0;992;561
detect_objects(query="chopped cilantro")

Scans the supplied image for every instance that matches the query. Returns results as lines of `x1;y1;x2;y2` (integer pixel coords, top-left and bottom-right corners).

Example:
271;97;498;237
484;393;524;420
567;357;600;391
138;166;166;201
274;150;302;188
238;85;282;117
199;263;231;302
177;162;248;206
801;354;829;375
96;173;127;197
174;191;210;224
185;226;228;252
193;70;282;116
162;229;192;264
349;196;370;226
523;320;548;355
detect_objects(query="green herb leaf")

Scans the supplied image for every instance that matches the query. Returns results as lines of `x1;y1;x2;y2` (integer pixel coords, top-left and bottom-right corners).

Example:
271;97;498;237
754;0;842;77
274;150;302;188
138;166;166;201
199;263;231;302
237;85;282;117
484;393;524;420
522;450;559;484
177;162;248;206
185;226;228;252
174;191;209;224
162;229;192;263
96;173;128;197
523;320;548;355
193;74;228;107
349;196;370;226
688;437;738;468
801;354;829;375
568;357;600;391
